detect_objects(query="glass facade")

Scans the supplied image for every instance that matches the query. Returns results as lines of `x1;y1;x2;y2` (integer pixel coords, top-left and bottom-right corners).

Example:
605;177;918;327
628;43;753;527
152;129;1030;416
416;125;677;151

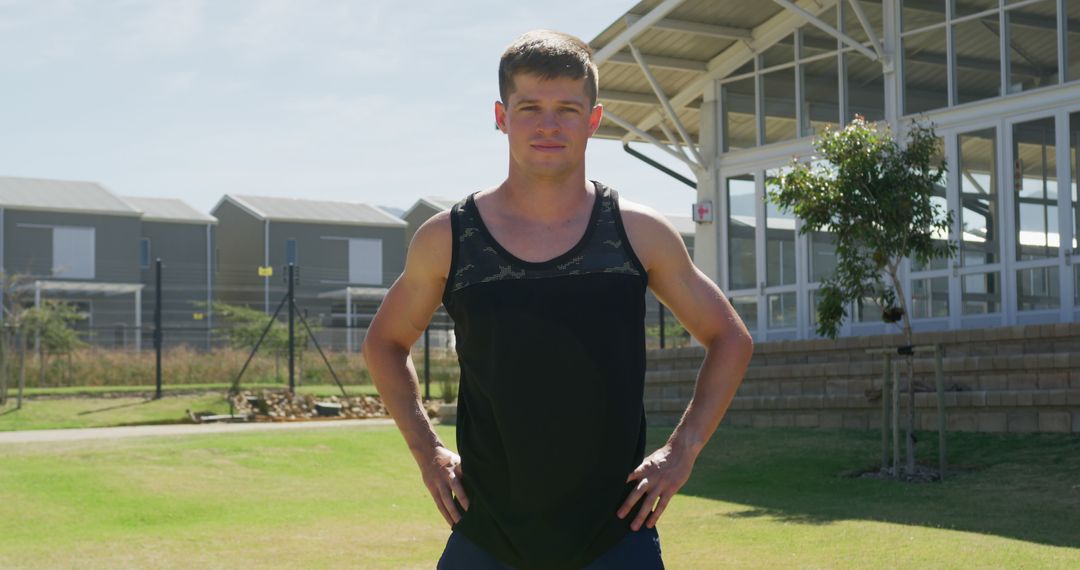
958;129;999;267
727;175;757;291
704;2;1080;338
912;277;950;319
1013;117;1058;261
1017;266;1059;310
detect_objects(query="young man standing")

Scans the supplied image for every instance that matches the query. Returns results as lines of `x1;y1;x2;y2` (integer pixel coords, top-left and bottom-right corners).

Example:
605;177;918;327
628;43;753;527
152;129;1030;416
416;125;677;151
363;30;753;569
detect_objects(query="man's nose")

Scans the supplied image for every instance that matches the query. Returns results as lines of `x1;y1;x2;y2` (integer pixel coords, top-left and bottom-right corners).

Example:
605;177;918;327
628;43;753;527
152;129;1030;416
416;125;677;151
537;111;560;133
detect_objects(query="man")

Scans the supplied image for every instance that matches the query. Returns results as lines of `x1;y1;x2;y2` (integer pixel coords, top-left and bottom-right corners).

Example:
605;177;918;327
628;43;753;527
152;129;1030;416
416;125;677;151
363;30;753;569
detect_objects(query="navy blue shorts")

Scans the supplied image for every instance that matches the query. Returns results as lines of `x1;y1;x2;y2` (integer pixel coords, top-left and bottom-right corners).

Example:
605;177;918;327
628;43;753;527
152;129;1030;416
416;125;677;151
436;527;664;569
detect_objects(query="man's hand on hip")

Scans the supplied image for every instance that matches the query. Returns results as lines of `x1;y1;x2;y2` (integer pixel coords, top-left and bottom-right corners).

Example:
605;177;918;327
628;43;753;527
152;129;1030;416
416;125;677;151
420;446;469;527
617;443;695;531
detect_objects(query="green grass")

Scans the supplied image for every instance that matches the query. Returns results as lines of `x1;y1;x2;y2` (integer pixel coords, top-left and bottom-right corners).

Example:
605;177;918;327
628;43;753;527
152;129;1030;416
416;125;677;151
0;426;1077;569
0;385;391;432
11;383;382;398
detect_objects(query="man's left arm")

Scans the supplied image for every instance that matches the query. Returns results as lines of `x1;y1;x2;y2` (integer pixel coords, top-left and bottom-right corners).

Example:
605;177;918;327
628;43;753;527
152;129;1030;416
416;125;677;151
616;203;754;531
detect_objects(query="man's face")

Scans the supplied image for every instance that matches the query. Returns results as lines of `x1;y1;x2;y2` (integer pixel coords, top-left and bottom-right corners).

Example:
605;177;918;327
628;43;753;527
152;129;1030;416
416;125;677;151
495;73;603;179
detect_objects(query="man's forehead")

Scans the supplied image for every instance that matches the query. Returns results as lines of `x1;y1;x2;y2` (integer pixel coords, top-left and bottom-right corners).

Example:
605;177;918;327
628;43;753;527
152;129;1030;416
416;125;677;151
507;73;590;103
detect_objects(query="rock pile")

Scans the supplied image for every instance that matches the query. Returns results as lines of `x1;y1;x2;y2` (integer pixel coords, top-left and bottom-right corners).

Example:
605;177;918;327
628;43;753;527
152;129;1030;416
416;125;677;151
231;390;390;421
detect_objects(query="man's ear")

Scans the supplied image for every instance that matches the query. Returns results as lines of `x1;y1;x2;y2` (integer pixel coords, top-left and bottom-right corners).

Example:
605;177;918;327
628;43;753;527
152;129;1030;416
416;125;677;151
588;103;603;136
494;101;508;134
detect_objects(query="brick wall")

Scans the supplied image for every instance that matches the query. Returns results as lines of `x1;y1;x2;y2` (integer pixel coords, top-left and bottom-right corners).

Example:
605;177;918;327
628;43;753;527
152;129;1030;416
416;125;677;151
645;323;1080;434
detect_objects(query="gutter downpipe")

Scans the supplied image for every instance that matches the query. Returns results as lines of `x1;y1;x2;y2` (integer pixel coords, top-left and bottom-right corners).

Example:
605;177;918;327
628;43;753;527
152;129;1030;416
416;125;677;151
206;223;213;350
264;219;270;315
622;142;696;188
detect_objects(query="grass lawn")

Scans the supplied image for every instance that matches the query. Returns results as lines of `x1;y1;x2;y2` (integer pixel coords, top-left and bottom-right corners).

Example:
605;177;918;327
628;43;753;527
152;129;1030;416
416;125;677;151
0;425;1077;569
0;386;390;432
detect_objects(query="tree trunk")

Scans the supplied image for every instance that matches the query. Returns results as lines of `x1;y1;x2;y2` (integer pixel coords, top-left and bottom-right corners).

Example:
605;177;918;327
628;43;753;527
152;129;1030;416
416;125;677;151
888;266;917;476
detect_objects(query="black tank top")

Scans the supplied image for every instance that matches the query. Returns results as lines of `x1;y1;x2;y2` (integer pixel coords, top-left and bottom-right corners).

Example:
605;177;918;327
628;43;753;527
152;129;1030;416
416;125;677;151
443;182;649;570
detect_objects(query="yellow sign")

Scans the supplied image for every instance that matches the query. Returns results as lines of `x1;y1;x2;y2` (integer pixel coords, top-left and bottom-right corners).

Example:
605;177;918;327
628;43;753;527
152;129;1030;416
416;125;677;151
193;312;204;321
258;266;273;277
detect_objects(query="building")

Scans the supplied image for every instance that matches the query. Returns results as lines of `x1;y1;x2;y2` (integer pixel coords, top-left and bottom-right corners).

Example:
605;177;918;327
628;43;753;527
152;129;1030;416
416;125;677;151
211;194;407;348
585;0;1080;433
402;197;458;247
589;0;1079;342
122;196;217;349
0;176;145;348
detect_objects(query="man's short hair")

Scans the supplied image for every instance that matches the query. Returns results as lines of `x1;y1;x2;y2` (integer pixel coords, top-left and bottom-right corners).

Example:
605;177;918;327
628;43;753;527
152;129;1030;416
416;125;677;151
499;30;599;108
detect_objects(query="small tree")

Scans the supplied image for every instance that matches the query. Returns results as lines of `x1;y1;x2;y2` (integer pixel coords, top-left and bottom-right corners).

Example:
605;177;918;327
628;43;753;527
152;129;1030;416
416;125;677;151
209;301;289;382
24;301;86;387
766;117;956;476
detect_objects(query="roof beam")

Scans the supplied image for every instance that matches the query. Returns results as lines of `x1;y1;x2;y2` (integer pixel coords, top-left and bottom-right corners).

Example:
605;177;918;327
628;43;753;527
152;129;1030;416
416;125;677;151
629;43;704;166
603;110;702;173
599;89;703;109
607;51;707;73
624;14;752;40
593;0;688;65
623;0;840;142
771;0;881;62
845;0;884;60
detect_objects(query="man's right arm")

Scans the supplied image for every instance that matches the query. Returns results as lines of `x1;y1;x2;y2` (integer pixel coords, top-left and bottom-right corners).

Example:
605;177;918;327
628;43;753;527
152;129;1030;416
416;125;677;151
362;211;468;527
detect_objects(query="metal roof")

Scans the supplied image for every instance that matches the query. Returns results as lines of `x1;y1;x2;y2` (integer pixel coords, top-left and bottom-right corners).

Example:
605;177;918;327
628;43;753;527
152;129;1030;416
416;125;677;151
0;176;142;217
589;0;852;154
316;287;390;301
122;196;217;224
217;194;407;227
22;280;145;296
402;196;458;219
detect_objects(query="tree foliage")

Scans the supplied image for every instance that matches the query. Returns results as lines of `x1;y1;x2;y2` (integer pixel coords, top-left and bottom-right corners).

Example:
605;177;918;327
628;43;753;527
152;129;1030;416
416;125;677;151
766;117;956;339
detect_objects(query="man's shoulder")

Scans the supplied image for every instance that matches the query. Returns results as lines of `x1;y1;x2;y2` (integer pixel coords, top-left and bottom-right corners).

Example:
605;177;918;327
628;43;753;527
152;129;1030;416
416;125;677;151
613;195;689;273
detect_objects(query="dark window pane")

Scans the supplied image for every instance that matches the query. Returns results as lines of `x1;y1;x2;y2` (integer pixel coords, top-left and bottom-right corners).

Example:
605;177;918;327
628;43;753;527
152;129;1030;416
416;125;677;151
801;55;840;136
954;0;998;18
1013;117;1058;261
953;15;1002;105
903;26;949;114
722;77;757;151
762;68;798;144
1006;1;1060;94
904;0;945;32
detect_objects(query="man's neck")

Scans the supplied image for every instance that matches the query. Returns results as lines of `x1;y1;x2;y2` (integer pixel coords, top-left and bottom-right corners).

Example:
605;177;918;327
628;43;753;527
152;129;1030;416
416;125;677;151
496;168;593;223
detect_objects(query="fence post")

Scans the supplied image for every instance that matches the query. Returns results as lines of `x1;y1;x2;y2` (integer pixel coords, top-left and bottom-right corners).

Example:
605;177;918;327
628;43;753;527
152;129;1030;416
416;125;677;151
935;345;947;479
892;363;900;478
881;354;892;472
288;263;295;394
154;258;163;400
658;300;666;349
424;326;431;401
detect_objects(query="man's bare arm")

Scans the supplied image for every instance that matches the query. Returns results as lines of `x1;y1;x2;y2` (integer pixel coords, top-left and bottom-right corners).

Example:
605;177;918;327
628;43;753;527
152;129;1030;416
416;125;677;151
362;211;469;527
616;201;754;530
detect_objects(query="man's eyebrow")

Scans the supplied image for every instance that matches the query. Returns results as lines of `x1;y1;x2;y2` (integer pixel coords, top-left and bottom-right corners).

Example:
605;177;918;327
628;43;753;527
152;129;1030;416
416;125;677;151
512;98;586;107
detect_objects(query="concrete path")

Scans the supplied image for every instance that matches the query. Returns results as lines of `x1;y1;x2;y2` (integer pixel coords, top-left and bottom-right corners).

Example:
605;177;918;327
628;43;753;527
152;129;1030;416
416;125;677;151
0;418;396;445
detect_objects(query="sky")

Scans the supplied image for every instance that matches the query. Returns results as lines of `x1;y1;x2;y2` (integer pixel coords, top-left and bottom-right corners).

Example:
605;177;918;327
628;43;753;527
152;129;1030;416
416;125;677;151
0;0;697;218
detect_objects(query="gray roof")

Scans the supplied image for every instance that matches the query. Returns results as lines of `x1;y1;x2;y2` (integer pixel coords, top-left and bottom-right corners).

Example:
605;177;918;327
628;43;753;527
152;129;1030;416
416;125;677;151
402;196;458;219
122;196;217;224
0;176;141;216
218;194;406;227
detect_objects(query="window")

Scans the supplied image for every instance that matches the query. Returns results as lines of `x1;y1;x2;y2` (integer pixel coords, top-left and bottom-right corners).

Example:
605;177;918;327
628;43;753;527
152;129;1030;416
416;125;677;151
139;238;151;269
286;238;297;265
348;238;383;285
53;227;94;279
727;175;757;290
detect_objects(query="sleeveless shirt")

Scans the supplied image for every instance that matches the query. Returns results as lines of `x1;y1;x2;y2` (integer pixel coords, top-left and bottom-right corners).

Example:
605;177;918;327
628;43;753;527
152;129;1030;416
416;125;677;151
442;182;650;570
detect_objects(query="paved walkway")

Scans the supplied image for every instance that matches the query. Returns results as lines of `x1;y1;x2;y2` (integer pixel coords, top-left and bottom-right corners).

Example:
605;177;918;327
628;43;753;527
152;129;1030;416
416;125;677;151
0;418;396;445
